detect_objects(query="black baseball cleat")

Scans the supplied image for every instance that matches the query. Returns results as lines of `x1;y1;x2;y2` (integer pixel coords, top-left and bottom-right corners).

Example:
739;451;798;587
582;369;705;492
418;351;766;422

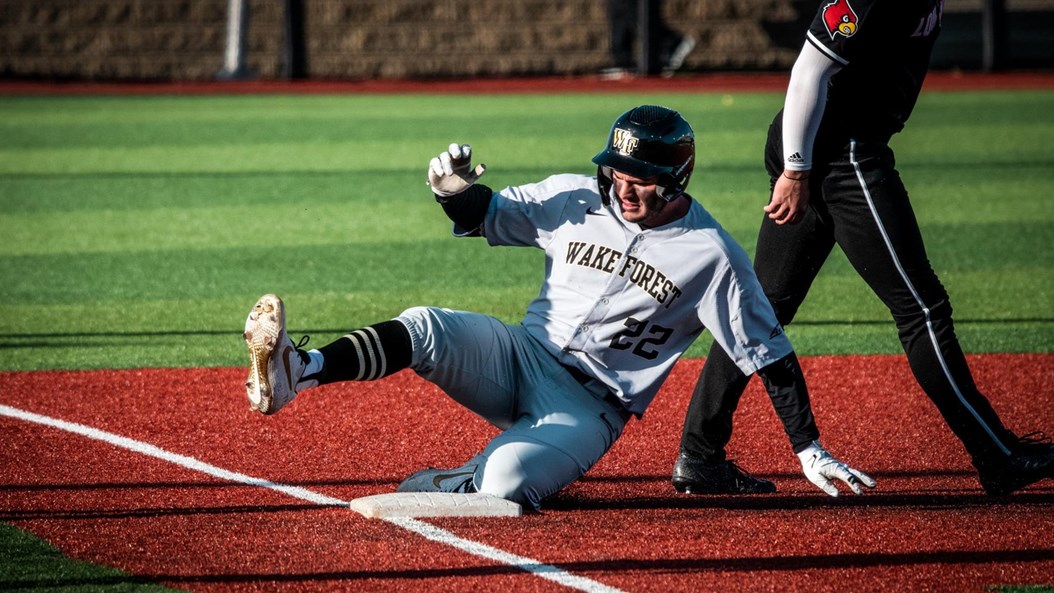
976;433;1054;496
671;452;776;495
397;459;479;494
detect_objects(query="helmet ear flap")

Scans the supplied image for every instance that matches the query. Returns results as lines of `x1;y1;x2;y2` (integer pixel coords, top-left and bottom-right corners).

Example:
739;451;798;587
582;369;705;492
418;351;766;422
655;173;684;202
597;165;614;206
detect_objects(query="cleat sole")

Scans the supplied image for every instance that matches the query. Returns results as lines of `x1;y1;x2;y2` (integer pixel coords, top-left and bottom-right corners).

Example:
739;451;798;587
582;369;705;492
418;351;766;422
243;294;285;414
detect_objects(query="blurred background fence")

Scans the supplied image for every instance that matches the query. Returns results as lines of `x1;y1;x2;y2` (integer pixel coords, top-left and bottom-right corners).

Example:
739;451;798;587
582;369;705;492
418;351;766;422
1;0;1052;82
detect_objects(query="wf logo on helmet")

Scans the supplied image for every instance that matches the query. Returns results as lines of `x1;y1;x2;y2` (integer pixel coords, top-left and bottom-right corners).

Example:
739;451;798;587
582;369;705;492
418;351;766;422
612;128;640;155
822;0;859;38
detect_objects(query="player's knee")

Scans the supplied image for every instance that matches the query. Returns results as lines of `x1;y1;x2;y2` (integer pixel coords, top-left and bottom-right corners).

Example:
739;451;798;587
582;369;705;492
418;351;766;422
479;473;538;509
394;306;442;369
768;296;800;326
396;305;453;338
892;296;953;327
478;442;588;510
887;273;951;320
478;454;544;510
397;306;433;326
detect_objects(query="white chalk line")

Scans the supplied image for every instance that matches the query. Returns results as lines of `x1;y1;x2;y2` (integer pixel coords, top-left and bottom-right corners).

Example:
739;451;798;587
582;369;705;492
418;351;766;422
0;403;625;593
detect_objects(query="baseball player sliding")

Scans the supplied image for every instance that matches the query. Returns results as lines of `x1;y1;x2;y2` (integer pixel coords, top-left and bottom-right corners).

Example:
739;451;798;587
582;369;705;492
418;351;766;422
242;105;873;510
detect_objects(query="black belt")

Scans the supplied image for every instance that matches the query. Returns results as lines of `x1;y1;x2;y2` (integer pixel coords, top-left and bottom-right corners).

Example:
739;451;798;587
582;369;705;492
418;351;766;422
562;363;632;420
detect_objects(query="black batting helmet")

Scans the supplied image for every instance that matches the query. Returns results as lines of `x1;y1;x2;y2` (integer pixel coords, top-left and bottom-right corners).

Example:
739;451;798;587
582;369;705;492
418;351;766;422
592;105;695;202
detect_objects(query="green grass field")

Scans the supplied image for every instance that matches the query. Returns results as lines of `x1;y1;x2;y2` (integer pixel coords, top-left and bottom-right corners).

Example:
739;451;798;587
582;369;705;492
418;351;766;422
1;90;1052;373
0;523;180;592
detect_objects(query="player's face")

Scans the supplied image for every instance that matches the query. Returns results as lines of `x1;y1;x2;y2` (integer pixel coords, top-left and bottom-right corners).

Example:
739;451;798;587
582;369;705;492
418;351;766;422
611;170;671;227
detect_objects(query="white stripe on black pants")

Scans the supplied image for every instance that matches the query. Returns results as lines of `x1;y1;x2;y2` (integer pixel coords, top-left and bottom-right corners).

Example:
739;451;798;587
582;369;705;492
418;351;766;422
749;136;1015;464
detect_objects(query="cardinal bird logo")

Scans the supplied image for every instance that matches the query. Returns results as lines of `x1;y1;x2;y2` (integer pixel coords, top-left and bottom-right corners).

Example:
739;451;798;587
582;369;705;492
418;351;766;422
822;0;859;38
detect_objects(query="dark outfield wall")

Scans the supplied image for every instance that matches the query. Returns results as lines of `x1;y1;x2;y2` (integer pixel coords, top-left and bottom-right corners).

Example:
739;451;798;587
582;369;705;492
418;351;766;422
1;0;1051;81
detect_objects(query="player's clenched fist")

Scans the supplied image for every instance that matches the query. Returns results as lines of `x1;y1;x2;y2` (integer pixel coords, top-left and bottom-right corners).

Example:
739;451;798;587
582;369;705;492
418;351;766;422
428;143;486;199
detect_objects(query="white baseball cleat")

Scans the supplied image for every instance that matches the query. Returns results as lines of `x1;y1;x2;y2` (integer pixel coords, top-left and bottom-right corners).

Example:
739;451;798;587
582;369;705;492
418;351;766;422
242;294;314;414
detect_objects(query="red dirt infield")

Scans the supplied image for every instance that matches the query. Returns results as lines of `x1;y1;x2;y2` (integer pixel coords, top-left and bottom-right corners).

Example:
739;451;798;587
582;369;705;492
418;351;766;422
2;354;1052;592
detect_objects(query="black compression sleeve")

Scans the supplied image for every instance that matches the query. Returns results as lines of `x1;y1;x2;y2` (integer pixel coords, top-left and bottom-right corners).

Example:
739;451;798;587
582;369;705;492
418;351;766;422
756;352;821;453
437;184;492;235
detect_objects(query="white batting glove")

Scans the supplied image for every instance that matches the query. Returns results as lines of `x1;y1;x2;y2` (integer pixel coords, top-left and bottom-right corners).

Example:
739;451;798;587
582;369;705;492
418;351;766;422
797;441;877;497
427;143;486;198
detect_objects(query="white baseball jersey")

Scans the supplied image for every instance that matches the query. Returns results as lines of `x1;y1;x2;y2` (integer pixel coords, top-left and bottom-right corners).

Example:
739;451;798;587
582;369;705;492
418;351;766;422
483;173;792;416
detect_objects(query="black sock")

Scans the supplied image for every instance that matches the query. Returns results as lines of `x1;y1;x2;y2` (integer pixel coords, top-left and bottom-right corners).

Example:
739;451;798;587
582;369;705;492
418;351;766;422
315;320;412;384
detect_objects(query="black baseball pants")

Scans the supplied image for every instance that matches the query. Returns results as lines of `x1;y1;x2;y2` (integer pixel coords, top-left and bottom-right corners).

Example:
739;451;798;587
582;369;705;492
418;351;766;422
680;120;1018;467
